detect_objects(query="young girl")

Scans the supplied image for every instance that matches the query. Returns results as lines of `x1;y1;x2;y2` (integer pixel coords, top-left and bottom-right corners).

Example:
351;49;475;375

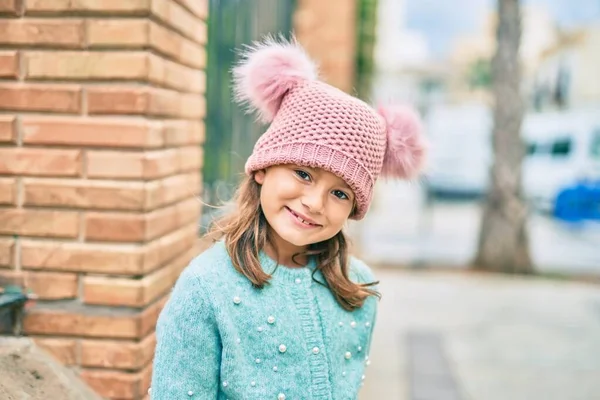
149;38;426;399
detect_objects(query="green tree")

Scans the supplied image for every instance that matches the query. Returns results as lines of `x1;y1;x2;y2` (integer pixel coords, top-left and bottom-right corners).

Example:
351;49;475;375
468;58;492;89
355;0;378;100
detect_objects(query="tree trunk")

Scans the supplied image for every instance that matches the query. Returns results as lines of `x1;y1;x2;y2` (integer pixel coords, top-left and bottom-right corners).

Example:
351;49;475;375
473;0;533;273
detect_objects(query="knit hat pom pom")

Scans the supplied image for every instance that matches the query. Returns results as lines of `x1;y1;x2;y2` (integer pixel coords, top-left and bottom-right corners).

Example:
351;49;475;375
378;104;427;179
233;37;318;123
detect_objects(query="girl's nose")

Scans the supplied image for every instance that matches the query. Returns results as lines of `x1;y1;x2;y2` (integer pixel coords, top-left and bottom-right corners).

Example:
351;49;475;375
301;191;326;214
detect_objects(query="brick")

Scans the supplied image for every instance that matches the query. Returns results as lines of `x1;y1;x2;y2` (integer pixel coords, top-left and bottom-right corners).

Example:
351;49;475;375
25;51;149;81
0;209;78;238
87;19;148;47
0;51;19;78
0;238;14;267
0;115;17;143
139;293;168;337
83;275;143;307
147;22;205;69
146;172;201;209
145;201;184;240
24;178;146;210
82;244;191;307
0;177;17;205
0;148;81;176
148;53;205;93
147;87;181;117
179;92;206;119
0;0;19;15
148;22;178;59
151;0;207;44
86;149;180;180
84;199;189;243
0;83;81;113
173;0;208;21
142;148;181;177
82;244;194;307
179;37;206;69
141;245;195;302
178;145;203;172
26;0;150;14
23;309;142;339
87;85;205;118
140;364;153;399
25;305;165;361
25;271;78;300
87;86;149;115
22;174;201;213
21;240;144;275
176;196;201;225
22;117;163;148
81;366;149;399
33;338;77;365
85;212;145;243
162;120;204;146
0;19;84;48
81;333;155;369
143;224;197;273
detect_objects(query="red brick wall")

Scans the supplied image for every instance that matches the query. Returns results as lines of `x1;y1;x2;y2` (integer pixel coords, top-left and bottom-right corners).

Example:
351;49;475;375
0;1;208;399
294;0;357;92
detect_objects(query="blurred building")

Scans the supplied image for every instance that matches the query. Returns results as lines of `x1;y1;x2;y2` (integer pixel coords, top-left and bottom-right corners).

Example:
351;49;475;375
372;0;448;112
532;23;600;111
295;0;358;93
448;5;559;105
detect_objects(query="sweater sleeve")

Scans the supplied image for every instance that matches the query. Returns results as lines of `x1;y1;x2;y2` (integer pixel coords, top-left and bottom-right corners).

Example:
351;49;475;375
150;265;221;399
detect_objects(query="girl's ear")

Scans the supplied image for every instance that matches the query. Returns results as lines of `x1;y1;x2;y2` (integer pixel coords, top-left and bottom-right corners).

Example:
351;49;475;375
254;170;266;185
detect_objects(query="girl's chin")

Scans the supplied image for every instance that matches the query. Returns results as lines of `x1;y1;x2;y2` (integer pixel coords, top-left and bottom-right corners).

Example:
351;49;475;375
275;227;336;248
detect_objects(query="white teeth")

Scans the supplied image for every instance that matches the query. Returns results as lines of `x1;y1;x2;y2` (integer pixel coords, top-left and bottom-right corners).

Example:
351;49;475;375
290;208;313;226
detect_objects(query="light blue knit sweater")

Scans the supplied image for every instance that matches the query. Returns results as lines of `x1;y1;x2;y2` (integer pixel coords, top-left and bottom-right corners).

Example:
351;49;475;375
150;240;378;400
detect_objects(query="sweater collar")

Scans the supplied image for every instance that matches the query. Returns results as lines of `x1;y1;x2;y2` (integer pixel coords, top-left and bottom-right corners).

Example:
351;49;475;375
258;249;320;284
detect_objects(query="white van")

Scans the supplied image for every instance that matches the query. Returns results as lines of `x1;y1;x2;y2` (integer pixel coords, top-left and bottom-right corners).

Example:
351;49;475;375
425;104;600;209
424;103;492;196
522;109;600;210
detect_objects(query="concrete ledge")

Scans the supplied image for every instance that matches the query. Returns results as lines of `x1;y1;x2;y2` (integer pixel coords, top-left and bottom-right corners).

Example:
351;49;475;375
0;338;104;400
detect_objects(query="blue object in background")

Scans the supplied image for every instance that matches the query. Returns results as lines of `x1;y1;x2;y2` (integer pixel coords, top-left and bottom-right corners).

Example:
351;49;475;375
554;180;600;222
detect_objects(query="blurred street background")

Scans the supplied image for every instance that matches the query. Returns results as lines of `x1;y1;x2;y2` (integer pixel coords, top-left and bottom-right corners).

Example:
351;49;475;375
0;0;599;399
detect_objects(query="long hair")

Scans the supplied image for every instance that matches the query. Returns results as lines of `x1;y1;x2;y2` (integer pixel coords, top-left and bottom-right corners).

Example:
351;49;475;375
206;174;380;311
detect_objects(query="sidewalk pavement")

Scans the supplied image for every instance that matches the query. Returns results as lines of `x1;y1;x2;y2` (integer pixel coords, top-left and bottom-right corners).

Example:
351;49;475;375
358;269;600;400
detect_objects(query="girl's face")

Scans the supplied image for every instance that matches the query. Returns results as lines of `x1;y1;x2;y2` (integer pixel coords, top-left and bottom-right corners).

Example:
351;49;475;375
255;164;355;258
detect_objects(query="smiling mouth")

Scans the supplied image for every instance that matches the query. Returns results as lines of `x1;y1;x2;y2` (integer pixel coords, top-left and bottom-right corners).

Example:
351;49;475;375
285;207;321;227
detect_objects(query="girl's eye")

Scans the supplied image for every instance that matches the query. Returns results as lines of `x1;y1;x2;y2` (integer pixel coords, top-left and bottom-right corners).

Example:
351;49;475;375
332;190;349;200
295;170;311;181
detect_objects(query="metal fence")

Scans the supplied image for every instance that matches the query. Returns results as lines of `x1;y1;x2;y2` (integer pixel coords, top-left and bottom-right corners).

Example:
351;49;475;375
201;0;295;229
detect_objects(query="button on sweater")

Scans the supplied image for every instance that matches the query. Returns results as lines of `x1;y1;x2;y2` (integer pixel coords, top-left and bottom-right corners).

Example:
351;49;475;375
150;241;378;400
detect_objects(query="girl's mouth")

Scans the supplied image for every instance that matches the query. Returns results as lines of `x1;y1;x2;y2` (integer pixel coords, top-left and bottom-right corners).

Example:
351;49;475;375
285;207;321;227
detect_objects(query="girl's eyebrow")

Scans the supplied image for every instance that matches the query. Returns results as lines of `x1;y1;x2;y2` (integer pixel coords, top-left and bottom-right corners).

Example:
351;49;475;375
338;182;352;192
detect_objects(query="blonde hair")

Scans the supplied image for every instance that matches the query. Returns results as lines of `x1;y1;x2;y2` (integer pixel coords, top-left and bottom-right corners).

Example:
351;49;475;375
205;174;380;311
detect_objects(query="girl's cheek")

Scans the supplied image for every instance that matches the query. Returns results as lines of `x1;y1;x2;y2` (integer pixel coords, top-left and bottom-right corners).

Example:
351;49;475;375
279;179;304;195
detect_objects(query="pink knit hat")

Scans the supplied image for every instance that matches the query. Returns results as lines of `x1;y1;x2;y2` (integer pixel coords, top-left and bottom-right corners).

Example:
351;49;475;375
233;38;427;220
